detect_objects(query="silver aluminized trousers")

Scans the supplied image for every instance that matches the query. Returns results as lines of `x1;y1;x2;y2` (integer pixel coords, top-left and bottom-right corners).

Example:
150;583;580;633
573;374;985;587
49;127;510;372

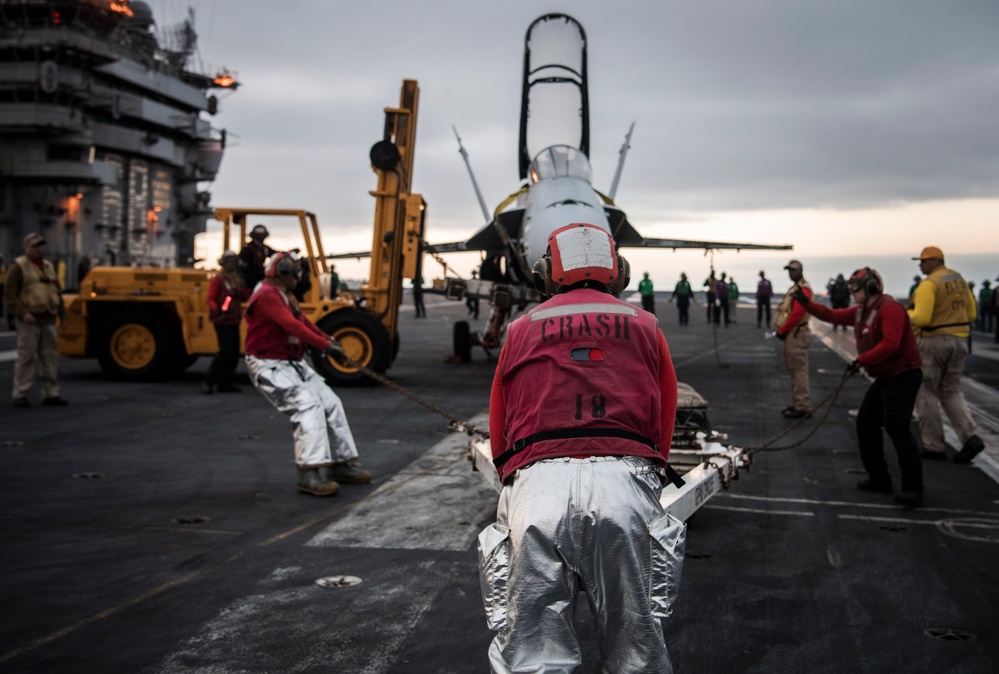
478;456;686;674
245;355;358;467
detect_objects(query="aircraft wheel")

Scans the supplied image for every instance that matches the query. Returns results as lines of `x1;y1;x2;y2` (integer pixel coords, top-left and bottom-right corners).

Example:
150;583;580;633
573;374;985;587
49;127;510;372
312;310;392;387
96;311;175;380
454;321;472;363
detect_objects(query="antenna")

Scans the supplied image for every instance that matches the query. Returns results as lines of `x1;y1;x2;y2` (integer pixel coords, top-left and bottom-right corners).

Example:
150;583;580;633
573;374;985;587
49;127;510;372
452;126;491;223
608;121;635;200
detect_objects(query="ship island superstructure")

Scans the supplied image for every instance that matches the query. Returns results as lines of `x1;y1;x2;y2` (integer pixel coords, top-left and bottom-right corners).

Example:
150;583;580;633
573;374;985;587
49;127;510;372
0;0;236;285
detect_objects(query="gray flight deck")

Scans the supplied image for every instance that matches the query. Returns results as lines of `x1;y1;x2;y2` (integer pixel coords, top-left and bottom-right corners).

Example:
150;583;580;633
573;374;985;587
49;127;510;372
2;293;998;673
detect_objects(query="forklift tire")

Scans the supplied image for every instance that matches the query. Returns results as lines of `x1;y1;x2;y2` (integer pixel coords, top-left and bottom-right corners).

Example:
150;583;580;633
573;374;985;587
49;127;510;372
312;310;392;387
454;321;472;363
96;311;176;380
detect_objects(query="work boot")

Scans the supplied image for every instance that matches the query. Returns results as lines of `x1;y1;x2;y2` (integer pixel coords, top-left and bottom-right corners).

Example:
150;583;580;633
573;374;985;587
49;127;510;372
216;383;241;393
200;382;214;395
782;408;812;419
43;396;69;406
322;462;371;484
296;467;339;496
954;435;985;464
12;397;30;408
919;450;947;461
856;477;893;495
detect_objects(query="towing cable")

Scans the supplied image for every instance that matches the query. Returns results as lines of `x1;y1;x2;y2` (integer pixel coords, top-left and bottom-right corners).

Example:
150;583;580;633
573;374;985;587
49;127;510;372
742;367;856;459
334;353;490;439
335;354;857;489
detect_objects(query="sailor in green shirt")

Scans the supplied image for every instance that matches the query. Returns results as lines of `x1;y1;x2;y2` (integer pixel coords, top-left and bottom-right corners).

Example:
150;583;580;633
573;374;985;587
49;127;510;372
638;272;655;314
669;272;696;326
728;277;740;322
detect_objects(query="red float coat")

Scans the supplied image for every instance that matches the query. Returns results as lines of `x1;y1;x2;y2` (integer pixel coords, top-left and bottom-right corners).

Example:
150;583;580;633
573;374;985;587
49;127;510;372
489;288;677;482
207;273;250;326
805;294;921;378
245;282;330;360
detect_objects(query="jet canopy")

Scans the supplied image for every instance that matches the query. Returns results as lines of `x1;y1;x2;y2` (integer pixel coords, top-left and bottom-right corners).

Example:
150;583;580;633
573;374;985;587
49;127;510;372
528;145;593;184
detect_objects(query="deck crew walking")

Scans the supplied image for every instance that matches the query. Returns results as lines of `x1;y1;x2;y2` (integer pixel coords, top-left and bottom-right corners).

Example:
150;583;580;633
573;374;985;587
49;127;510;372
479;223;684;673
907;246;984;464
244;252;371;496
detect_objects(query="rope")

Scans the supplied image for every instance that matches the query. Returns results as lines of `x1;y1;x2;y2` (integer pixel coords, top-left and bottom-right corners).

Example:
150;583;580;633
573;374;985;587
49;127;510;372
742;369;855;458
335;353;490;439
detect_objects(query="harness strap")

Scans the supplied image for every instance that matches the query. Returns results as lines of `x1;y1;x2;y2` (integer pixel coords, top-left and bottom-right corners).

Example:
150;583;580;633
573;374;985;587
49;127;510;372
922;321;972;332
494;428;685;487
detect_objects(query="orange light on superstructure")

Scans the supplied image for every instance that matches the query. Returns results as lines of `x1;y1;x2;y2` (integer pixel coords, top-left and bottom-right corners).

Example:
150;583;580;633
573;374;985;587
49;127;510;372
75;193;83;199
213;69;237;88
109;2;134;17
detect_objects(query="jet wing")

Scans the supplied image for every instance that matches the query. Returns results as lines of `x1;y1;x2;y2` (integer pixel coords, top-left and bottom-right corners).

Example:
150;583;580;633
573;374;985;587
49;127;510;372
605;206;792;252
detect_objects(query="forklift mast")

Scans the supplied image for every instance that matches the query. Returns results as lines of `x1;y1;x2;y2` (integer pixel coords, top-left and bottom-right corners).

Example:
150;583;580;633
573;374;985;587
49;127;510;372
363;79;426;342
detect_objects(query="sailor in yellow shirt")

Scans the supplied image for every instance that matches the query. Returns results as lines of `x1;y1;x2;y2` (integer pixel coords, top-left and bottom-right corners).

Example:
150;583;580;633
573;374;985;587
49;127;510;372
907;246;983;464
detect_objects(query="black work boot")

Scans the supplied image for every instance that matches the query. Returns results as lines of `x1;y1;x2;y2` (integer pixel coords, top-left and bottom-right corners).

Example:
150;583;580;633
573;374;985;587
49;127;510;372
322;462;371;484
954;435;985;464
296;467;339;496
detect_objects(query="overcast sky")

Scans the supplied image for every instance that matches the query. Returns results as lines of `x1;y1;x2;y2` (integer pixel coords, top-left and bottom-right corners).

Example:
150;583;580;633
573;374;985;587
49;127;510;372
149;0;999;289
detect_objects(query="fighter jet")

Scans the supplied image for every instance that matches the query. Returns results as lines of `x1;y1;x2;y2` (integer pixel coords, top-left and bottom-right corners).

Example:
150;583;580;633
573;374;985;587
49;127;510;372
430;13;791;360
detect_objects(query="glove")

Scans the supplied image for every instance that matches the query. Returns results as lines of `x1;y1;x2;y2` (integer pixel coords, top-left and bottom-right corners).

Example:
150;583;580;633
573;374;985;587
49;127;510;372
324;339;347;364
846;359;862;376
790;286;810;306
776;331;787;341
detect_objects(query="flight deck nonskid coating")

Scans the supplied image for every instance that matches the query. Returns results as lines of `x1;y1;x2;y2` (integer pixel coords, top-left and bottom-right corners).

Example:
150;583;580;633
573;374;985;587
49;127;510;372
3;296;999;673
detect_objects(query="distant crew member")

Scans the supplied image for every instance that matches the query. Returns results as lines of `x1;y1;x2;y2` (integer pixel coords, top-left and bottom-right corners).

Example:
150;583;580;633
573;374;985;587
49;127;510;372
756;270;773;328
828;273;850;331
774;259;812;419
714;272;730;326
466;269;480;319
329;263;341;298
907;246;984;464
481;223;684;673
669;272;696;326
978;280;994;333
727;275;739;322
638;271;655;313
908;275;921;300
238;224;275;290
5;233;68;407
244;252;371;496
202;251;249;395
793;268;924;506
703;269;717;322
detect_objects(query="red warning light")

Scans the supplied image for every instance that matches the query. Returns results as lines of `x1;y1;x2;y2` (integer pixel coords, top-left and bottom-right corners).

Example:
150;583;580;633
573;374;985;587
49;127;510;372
53;11;62;25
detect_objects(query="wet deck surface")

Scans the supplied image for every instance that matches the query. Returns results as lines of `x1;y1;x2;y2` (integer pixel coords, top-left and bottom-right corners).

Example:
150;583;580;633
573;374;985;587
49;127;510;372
2;294;998;673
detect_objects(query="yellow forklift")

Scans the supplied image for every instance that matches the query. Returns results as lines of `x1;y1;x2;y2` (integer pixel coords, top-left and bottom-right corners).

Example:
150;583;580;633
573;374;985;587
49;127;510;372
58;80;425;386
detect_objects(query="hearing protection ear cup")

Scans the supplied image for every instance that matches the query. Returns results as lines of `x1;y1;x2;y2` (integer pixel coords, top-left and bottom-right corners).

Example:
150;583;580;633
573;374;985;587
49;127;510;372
609;254;631;294
532;256;558;296
532;258;548;295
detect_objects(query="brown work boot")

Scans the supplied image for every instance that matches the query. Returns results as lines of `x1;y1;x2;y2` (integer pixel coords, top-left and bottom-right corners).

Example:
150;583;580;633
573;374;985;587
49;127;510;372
296;467;339;496
322;462;371;484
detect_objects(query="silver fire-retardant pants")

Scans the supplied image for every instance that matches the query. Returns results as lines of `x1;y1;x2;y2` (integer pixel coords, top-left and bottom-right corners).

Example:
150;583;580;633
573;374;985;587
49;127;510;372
245;355;359;467
478;456;686;674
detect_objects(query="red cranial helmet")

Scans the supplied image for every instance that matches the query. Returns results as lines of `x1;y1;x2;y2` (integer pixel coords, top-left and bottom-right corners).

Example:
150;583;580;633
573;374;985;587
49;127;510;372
847;267;883;296
532;223;630;296
265;251;301;279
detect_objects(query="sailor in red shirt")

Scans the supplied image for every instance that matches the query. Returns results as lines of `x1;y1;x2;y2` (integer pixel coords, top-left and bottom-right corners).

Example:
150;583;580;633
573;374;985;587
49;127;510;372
478;224;685;674
793;268;925;507
244;252;370;496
